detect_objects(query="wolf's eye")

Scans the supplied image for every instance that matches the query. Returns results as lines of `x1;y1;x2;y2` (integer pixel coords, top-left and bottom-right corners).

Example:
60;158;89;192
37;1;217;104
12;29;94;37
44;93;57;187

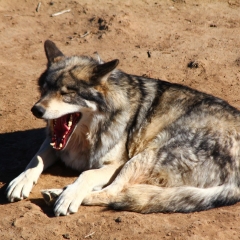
61;91;76;103
62;94;71;103
60;91;75;96
60;91;69;95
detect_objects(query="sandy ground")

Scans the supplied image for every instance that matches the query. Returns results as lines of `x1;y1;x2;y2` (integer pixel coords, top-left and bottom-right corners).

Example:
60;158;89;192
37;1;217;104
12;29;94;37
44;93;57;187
1;0;240;239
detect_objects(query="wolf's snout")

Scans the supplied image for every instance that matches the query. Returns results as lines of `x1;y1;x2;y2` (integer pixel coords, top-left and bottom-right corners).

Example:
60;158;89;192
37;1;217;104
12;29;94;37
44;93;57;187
31;105;46;118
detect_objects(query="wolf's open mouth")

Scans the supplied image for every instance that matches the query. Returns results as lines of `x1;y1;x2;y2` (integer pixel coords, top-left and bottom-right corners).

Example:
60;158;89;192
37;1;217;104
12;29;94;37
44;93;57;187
50;113;81;150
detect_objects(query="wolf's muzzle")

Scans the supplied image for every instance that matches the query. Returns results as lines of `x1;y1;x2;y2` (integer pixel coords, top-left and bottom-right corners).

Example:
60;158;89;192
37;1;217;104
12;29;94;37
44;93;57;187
31;105;46;118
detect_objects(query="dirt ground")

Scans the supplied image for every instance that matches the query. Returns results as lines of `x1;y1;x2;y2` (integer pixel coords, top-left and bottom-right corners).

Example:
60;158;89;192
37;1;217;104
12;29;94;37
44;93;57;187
1;0;240;239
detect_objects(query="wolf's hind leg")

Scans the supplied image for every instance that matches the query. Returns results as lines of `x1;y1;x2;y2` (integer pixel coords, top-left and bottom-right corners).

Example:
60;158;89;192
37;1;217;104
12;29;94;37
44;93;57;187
84;183;240;213
83;150;156;206
83;149;240;213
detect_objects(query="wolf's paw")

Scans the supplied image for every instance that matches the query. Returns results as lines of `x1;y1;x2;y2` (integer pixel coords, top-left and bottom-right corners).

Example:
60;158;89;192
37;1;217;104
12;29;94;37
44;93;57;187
41;188;63;206
6;171;38;202
53;184;83;216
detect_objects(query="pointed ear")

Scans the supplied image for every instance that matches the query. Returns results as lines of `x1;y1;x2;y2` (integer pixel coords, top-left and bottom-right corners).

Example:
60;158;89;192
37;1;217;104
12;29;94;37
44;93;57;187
93;59;119;79
44;40;64;65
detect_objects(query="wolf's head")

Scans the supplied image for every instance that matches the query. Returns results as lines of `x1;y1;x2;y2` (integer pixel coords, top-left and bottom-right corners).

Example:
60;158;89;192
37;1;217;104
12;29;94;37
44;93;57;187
31;40;119;150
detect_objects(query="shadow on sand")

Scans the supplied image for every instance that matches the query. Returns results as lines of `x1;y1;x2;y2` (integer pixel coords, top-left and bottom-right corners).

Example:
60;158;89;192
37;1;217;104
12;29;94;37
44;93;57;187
0;128;79;206
0;128;45;204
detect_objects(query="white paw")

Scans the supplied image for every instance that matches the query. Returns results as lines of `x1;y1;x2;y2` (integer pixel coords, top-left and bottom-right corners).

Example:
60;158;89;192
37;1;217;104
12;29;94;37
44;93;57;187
54;184;84;216
6;170;38;202
41;188;63;206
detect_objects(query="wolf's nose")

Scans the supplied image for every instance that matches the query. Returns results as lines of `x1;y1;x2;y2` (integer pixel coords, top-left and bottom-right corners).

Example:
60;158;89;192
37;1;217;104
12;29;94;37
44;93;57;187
31;105;46;118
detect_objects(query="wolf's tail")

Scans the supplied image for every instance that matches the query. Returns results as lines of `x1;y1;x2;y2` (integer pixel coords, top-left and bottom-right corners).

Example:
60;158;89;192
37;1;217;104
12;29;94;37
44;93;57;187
109;184;240;213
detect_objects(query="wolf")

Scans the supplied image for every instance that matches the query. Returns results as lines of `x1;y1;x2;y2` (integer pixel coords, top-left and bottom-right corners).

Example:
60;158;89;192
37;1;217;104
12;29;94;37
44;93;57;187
6;40;240;216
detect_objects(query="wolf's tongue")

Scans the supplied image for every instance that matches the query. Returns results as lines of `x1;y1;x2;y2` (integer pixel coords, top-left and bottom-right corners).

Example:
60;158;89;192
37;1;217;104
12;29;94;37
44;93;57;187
55;116;69;137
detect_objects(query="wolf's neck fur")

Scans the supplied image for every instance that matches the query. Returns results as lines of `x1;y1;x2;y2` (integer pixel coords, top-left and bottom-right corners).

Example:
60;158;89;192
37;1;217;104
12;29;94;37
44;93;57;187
92;71;171;167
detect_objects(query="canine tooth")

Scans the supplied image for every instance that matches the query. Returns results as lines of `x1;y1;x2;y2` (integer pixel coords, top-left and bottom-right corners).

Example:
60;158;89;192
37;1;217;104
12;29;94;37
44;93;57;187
59;143;63;148
68;121;72;127
50;143;55;146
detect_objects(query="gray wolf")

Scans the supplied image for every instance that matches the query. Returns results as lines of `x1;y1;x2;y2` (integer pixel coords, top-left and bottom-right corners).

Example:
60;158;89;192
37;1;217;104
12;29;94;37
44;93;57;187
6;40;240;216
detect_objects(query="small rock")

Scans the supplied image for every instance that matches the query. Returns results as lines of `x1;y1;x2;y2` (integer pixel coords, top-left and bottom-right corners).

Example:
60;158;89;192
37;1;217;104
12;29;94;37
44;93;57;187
209;24;217;28
115;217;122;223
63;233;70;239
187;61;199;69
147;50;151;58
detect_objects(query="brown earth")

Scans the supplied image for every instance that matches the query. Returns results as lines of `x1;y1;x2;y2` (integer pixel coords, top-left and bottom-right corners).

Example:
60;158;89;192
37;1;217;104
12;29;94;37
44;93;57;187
1;0;240;239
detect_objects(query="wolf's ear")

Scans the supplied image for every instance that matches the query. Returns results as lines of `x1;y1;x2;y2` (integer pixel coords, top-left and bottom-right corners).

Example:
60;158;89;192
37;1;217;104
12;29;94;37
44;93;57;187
93;59;119;81
44;40;64;65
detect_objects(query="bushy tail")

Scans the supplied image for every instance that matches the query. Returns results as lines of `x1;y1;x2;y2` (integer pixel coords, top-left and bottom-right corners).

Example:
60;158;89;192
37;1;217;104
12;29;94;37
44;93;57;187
109;184;240;213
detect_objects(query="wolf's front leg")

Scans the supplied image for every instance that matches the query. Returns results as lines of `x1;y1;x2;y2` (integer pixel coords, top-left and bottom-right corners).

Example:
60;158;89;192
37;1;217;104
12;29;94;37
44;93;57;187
53;165;120;216
6;138;57;202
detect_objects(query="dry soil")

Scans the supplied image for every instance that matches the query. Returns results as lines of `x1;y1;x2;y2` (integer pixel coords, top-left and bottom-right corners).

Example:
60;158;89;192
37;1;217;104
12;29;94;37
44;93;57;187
1;0;240;239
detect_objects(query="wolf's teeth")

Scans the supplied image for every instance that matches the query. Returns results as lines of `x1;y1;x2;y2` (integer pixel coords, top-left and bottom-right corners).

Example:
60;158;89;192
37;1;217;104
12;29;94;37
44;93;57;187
68;121;72;127
63;135;66;139
50;143;55;146
59;143;63;148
